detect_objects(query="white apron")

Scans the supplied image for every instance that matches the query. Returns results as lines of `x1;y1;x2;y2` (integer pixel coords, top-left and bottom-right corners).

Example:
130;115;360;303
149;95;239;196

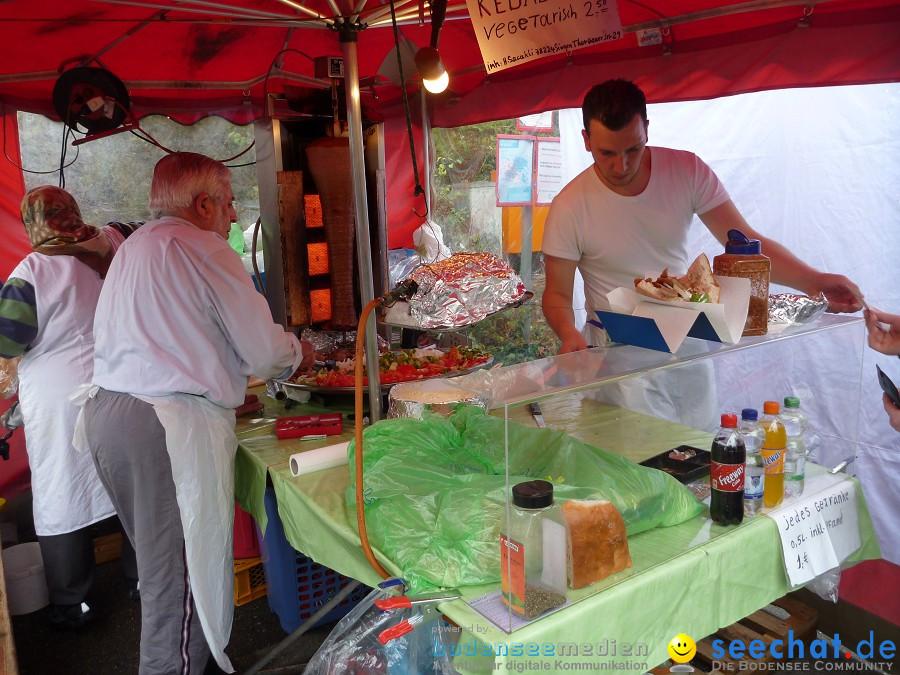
14;252;118;536
73;385;236;673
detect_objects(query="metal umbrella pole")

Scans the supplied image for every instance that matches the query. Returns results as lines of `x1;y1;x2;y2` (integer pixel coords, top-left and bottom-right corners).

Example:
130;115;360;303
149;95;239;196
340;27;383;423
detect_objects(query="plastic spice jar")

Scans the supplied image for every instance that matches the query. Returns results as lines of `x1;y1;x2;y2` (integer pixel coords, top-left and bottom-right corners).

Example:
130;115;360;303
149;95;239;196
500;480;567;619
713;229;771;336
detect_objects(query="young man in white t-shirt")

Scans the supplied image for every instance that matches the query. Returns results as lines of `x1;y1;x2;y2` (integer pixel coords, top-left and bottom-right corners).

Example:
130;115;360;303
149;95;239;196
542;78;864;353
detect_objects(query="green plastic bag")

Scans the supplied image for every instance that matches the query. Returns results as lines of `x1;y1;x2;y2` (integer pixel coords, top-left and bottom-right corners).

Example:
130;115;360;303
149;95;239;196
347;406;702;593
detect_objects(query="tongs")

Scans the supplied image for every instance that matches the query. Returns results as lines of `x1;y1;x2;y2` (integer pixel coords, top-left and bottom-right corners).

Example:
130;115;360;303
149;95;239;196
375;591;460;645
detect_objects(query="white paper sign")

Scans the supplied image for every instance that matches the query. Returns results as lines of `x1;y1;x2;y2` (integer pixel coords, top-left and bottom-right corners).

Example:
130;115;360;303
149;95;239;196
517;112;553;131
536;139;563;205
767;472;861;587
465;0;624;74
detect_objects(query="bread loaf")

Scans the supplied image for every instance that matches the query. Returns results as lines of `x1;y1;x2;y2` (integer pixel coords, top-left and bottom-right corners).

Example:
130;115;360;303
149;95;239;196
562;499;631;589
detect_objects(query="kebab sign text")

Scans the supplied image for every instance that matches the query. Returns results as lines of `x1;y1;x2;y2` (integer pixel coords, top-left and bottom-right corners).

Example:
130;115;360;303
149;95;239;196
465;0;623;73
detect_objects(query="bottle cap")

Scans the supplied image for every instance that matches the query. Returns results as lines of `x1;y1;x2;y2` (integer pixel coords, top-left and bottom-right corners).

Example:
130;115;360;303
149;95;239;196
512;480;554;509
721;413;738;428
784;396;801;408
763;400;780;415
741;408;758;421
724;228;762;255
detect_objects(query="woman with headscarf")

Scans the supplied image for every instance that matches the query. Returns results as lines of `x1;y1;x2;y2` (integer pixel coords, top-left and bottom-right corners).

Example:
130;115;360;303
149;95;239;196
0;186;139;629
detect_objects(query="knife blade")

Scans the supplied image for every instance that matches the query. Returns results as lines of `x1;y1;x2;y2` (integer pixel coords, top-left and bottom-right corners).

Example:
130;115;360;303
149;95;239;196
530;402;546;428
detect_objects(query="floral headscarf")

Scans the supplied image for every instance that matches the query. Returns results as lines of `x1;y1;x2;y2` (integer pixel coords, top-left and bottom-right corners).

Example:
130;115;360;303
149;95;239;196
20;186;109;259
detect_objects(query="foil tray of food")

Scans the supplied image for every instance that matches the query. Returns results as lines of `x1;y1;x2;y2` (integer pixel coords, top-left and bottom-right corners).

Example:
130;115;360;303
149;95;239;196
381;252;532;332
387;379;489;419
768;293;829;325
276;346;493;394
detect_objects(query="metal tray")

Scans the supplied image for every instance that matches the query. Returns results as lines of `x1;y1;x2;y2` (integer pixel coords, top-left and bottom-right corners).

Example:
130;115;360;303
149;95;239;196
639;445;711;484
380;291;534;333
276;356;494;395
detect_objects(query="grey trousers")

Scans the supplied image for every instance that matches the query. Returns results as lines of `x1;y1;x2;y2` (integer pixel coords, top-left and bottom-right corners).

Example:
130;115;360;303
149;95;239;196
84;388;211;675
39;515;138;607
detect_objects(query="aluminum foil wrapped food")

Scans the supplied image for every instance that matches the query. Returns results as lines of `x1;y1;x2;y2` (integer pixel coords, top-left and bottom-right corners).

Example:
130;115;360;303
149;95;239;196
768;293;829;325
402;252;527;329
299;328;388;358
387;379;488;419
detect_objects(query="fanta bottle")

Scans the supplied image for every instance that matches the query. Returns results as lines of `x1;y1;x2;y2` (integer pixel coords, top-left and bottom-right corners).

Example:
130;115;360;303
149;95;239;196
760;401;786;508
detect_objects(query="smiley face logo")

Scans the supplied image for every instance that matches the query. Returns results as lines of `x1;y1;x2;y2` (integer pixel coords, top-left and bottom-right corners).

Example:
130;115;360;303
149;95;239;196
667;633;696;664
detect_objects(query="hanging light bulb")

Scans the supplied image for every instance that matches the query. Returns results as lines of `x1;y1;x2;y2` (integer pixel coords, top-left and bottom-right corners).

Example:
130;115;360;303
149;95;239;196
415;46;449;94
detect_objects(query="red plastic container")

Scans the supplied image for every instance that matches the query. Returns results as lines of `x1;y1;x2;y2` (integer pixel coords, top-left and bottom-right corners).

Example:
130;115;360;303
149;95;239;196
233;501;260;559
275;413;343;440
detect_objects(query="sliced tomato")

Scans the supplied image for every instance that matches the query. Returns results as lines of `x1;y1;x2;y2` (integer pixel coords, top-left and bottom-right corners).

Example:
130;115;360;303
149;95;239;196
395;364;418;378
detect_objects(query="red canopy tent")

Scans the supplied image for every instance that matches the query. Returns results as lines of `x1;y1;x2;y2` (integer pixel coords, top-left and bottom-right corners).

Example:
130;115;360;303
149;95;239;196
0;0;898;255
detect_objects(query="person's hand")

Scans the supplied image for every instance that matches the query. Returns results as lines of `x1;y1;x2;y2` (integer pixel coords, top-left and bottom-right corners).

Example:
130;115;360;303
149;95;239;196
298;339;316;370
882;393;900;433
558;334;589;354
864;308;900;356
806;273;864;313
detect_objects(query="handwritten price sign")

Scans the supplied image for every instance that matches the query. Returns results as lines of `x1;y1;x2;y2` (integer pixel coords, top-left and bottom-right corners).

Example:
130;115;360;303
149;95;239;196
465;0;623;74
768;470;861;587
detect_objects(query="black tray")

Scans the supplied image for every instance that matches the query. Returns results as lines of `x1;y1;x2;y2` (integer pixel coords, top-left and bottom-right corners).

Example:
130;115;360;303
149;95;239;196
639;445;711;484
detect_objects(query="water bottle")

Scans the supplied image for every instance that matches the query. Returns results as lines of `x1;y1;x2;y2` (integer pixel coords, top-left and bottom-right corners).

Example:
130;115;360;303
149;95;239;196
738;408;766;516
781;396;808;498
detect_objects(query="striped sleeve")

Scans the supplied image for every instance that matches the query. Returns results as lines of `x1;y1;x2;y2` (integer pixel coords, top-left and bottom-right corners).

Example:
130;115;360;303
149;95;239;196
105;221;144;239
0;278;38;357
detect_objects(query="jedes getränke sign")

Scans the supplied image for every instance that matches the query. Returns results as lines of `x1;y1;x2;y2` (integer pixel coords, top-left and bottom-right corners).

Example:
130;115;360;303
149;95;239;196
768;470;861;587
464;0;623;74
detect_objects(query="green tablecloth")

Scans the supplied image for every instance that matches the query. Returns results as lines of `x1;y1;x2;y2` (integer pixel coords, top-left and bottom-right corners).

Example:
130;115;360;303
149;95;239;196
234;390;881;673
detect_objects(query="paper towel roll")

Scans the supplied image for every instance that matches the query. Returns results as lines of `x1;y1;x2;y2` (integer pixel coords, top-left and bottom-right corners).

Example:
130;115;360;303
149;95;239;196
289;441;350;477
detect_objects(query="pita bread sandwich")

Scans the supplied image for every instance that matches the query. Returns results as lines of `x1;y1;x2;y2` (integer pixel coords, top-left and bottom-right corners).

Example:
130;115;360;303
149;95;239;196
634;253;721;304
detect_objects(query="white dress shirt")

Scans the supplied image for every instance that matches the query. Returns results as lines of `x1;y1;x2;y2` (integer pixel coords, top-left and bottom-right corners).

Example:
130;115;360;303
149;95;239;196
92;217;301;408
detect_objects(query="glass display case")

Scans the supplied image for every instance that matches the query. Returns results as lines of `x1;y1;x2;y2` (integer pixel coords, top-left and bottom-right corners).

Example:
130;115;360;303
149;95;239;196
444;313;868;636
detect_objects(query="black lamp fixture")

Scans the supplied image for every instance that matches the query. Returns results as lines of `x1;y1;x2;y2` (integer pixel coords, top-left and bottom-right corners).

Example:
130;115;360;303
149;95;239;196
415;0;449;94
414;46;448;93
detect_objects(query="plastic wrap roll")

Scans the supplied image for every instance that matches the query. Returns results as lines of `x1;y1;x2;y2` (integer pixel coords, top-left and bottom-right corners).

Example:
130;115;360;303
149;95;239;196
289;441;350;477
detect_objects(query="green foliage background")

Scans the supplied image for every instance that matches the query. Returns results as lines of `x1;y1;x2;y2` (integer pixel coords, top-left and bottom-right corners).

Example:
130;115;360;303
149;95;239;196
430;119;514;253
430;118;561;363
17;114;259;228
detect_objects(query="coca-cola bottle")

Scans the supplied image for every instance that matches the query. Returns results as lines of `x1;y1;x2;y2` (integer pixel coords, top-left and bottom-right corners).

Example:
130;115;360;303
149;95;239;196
710;412;746;525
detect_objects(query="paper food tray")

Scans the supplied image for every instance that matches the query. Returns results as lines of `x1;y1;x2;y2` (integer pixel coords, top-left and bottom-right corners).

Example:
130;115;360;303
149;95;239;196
593;275;750;353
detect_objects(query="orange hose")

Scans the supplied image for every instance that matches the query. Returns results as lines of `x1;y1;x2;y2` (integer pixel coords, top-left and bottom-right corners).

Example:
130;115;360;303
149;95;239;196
355;298;391;580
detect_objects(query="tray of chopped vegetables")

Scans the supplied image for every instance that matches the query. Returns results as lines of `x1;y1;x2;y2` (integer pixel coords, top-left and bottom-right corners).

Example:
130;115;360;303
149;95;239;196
277;346;493;393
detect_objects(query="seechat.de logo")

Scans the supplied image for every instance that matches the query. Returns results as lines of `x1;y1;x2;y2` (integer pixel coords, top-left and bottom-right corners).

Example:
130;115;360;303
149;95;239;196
711;630;896;663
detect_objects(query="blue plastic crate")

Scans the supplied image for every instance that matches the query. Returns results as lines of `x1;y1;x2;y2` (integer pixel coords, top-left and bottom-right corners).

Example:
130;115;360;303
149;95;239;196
258;486;370;632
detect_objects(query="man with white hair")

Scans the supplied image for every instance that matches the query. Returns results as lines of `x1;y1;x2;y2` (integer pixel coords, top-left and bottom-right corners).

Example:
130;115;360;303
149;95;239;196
77;152;313;673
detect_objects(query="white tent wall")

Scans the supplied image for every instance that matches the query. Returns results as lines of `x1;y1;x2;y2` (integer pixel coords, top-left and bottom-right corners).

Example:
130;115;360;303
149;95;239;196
558;83;900;563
